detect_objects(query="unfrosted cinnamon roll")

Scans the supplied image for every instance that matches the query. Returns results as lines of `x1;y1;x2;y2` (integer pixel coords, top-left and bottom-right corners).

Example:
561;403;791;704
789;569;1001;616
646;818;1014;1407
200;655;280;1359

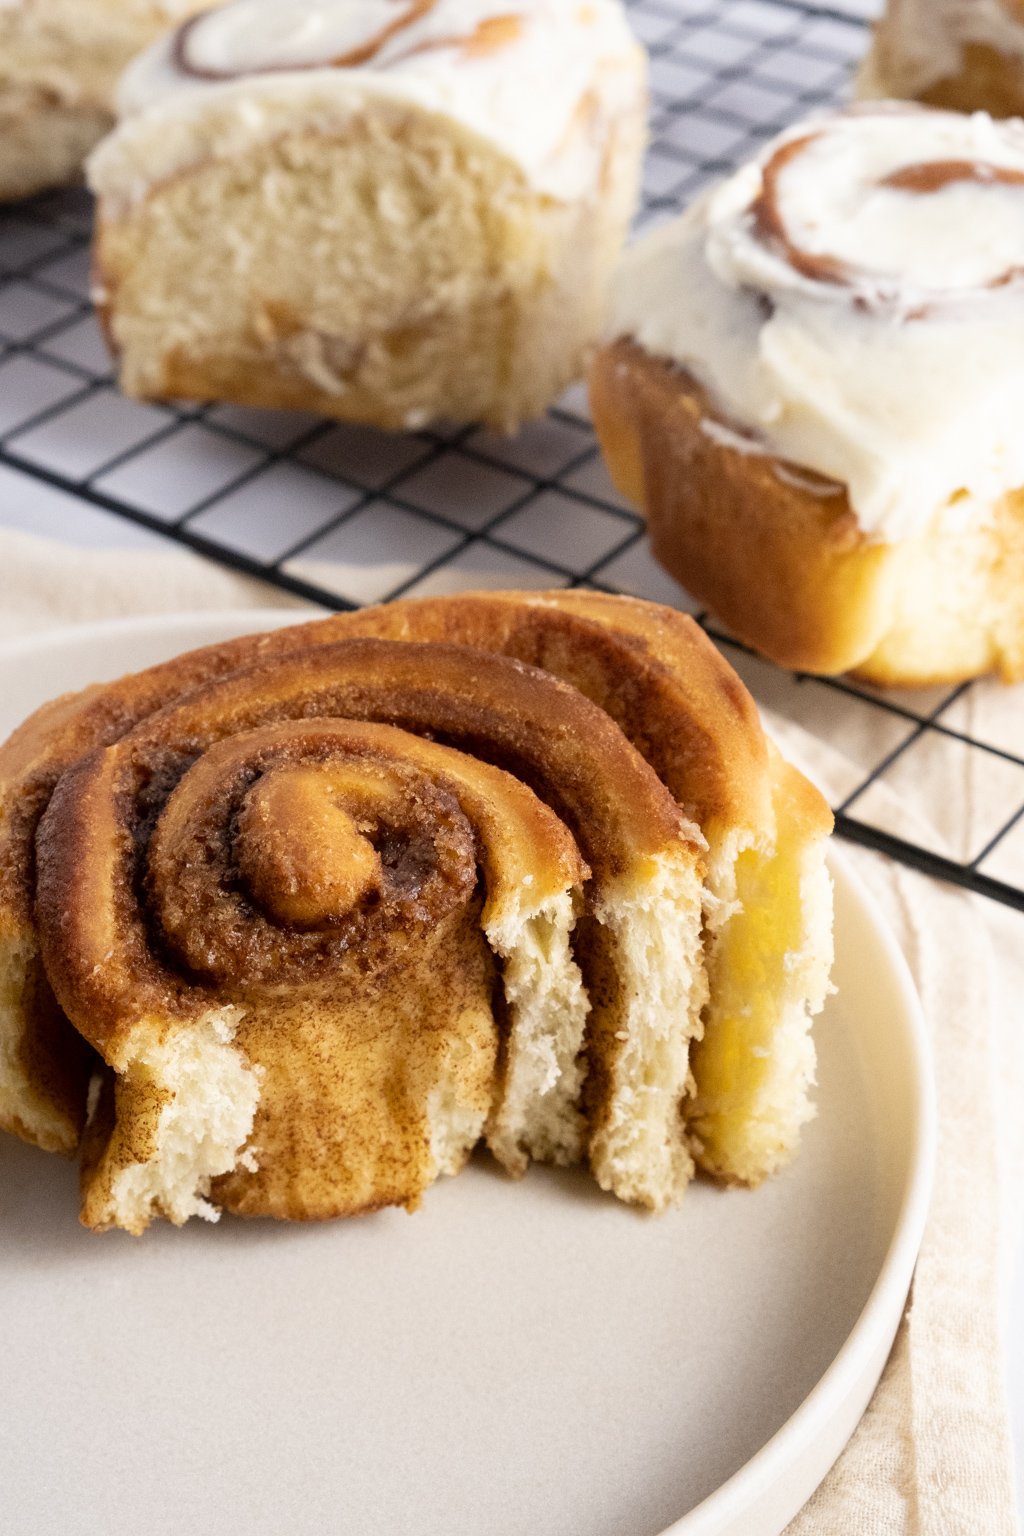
85;0;646;432
0;0;215;202
859;0;1024;117
0;592;832;1233
591;105;1024;685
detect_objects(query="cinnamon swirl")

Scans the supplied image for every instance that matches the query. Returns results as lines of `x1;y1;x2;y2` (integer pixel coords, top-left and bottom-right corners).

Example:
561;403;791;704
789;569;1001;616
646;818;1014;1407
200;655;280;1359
0;1;215;202
0;592;833;1232
85;0;647;432
591;105;1024;685
859;0;1024;117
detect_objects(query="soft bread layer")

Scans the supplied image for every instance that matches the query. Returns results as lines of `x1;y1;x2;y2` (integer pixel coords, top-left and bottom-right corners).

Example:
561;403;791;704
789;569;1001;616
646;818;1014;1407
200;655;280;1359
82;1007;261;1235
0;0;209;200
0;93;112;202
587;851;708;1209
484;889;589;1173
690;756;834;1183
93;103;643;431
590;339;1024;685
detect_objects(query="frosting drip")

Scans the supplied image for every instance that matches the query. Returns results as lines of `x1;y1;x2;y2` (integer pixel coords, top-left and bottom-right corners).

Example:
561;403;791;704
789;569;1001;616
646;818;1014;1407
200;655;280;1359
92;0;645;204
611;106;1024;541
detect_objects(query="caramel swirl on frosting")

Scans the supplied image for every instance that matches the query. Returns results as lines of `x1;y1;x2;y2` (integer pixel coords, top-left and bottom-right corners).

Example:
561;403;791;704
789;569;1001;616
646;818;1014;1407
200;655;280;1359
173;0;438;78
611;105;1024;540
741;118;1024;307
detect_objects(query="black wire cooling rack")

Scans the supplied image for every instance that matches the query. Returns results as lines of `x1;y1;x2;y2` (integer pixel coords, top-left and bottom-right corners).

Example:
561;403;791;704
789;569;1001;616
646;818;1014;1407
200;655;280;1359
1;0;1022;911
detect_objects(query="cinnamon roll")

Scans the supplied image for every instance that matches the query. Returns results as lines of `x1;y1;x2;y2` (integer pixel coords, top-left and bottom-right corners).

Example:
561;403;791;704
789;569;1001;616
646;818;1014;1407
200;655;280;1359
859;0;1024;117
0;592;833;1232
85;0;647;432
591;105;1024;685
0;1;214;202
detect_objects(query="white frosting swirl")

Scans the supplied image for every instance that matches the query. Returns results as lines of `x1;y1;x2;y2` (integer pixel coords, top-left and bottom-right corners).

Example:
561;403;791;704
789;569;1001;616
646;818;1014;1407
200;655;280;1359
174;0;430;73
88;0;645;205
611;106;1024;543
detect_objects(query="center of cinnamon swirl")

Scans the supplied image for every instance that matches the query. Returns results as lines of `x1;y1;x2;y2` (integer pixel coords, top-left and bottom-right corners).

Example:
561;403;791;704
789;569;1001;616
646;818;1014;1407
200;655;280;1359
146;733;480;987
235;764;383;929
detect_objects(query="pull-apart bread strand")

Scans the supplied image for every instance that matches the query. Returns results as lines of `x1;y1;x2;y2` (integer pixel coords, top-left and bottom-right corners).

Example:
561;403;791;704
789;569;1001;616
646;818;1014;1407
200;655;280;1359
0;593;833;1232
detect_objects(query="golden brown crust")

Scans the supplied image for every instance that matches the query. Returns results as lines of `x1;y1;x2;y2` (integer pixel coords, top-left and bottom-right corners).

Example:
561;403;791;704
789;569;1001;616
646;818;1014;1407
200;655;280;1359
310;589;776;837
590;340;898;676
589;338;1024;686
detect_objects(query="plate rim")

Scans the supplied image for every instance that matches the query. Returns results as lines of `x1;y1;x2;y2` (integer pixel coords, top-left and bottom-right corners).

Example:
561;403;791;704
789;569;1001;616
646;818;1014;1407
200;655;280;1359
0;609;936;1536
670;848;935;1536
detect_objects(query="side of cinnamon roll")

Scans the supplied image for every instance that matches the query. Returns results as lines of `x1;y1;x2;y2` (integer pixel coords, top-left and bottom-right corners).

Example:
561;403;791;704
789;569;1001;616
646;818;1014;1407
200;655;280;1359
0;592;833;1232
859;0;1024;117
85;0;647;432
0;0;214;201
591;105;1024;685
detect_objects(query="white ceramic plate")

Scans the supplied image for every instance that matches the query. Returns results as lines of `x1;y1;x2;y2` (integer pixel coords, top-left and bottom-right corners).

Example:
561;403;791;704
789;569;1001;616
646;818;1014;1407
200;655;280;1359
0;613;934;1536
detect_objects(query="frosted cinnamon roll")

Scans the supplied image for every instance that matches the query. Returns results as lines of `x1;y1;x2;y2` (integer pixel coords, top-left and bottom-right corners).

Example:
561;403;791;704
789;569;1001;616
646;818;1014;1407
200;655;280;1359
0;595;833;1231
0;1;214;202
591;105;1024;685
85;0;647;431
859;0;1024;117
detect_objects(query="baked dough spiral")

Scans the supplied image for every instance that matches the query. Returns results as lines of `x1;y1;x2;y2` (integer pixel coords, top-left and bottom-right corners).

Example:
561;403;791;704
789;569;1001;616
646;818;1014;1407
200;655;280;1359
36;638;704;1231
0;592;833;1233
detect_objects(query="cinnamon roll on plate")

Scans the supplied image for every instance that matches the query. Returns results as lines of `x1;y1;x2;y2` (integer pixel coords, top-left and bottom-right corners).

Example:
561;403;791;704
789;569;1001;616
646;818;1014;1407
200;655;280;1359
859;0;1024;117
0;592;832;1234
0;1;214;202
590;104;1024;686
86;0;647;432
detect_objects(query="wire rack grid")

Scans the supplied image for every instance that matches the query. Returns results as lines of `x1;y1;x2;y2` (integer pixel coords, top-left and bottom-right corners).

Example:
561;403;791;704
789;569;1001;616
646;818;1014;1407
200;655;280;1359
0;0;1022;912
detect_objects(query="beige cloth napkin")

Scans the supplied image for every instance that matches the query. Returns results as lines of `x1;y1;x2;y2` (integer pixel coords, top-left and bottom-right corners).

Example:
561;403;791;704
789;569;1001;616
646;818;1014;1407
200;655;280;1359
2;524;1020;1535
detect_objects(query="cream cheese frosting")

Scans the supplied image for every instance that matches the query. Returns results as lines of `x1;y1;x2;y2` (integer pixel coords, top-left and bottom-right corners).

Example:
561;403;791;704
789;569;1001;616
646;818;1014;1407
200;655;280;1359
611;106;1024;542
863;0;1024;96
88;0;645;206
